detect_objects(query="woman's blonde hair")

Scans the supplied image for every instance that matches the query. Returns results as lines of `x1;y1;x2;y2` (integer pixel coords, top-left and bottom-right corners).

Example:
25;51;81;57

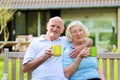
65;21;89;42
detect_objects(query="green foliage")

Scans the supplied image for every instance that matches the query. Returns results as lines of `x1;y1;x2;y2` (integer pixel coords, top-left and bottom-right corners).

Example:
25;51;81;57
0;8;14;34
110;33;117;47
0;7;15;49
64;21;71;27
0;0;16;49
99;33;111;41
89;32;96;46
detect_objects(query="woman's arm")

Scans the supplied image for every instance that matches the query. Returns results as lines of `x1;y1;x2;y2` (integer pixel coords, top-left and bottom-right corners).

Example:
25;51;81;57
64;55;82;78
64;47;89;78
97;66;105;80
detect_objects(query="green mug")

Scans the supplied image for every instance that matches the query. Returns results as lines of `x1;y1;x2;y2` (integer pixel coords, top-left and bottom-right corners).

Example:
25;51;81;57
53;44;62;56
89;47;97;57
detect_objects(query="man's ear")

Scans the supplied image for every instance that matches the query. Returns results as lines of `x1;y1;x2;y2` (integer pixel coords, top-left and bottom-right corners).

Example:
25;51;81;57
61;27;65;33
46;23;48;30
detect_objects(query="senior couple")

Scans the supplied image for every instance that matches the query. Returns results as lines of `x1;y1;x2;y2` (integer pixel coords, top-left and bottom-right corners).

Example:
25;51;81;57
22;16;105;80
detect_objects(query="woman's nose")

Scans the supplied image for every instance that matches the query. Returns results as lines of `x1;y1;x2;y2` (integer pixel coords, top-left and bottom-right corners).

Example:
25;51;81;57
76;31;81;35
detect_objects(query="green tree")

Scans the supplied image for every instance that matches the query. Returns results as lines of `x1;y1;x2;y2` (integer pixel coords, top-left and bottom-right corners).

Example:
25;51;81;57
0;1;15;49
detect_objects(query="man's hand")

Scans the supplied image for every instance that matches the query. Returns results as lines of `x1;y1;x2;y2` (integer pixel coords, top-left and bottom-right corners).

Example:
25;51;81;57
69;47;90;58
85;38;93;47
69;46;81;58
44;49;53;58
44;47;53;59
69;38;93;58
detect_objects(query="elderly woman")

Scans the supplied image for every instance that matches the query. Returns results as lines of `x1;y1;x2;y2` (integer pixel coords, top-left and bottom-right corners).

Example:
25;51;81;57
62;21;105;80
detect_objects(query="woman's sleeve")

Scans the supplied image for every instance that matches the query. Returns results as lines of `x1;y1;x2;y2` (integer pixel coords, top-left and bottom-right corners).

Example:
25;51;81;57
62;47;73;68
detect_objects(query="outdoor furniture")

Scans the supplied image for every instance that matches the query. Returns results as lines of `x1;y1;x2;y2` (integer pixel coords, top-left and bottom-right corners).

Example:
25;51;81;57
0;41;17;53
2;48;120;80
0;41;30;53
97;52;120;80
2;48;31;80
0;41;17;46
15;35;30;52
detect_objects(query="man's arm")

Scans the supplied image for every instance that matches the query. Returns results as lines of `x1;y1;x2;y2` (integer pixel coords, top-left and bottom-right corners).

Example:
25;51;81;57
22;49;52;72
85;38;93;47
69;38;93;58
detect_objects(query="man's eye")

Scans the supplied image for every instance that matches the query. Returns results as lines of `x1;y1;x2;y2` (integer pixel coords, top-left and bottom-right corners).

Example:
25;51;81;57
51;25;55;27
57;26;61;29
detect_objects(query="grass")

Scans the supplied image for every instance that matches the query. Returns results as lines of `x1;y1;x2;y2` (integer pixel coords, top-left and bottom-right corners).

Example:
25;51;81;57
0;60;4;79
0;55;27;80
0;55;4;80
0;59;17;80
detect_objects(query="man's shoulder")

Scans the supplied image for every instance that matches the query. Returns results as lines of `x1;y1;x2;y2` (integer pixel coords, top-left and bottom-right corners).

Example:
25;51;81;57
60;36;67;40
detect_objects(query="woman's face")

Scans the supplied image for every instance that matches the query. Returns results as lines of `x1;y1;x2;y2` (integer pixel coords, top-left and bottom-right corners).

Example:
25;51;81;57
70;25;86;45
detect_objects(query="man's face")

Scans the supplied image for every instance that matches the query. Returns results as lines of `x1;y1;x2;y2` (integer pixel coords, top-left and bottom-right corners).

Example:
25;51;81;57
46;18;64;39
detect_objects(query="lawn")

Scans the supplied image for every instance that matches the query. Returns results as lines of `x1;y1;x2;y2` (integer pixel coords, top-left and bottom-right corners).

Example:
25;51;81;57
0;60;4;79
0;56;27;80
0;59;18;80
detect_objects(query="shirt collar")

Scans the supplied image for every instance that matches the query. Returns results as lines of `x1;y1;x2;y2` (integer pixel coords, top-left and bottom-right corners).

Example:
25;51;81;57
38;34;62;41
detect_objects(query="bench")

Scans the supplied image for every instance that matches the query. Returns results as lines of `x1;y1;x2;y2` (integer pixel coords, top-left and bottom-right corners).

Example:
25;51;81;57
2;48;120;80
97;52;120;80
2;48;31;80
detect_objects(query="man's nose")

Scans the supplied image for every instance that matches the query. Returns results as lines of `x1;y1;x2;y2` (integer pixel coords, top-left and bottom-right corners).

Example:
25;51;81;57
53;26;58;30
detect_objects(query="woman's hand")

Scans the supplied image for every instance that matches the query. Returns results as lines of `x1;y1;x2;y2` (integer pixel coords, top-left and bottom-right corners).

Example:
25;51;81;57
78;47;90;58
69;38;92;58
